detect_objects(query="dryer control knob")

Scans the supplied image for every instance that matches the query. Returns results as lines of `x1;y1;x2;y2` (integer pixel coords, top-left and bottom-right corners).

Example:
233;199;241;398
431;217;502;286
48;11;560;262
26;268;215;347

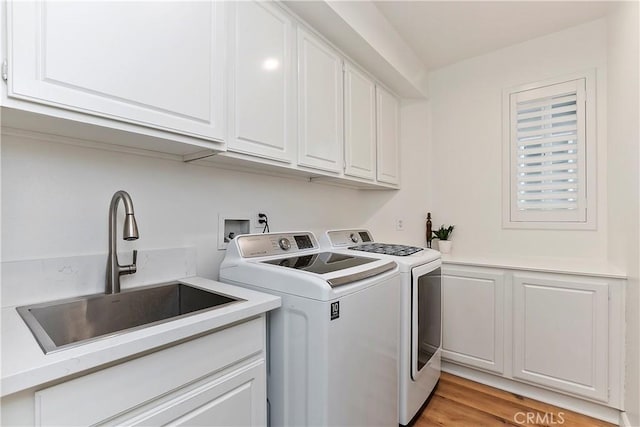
278;237;291;250
350;233;359;243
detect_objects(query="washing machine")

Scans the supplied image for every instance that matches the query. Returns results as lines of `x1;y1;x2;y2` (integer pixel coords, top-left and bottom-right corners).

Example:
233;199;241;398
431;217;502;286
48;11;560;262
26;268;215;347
321;229;442;426
220;231;401;427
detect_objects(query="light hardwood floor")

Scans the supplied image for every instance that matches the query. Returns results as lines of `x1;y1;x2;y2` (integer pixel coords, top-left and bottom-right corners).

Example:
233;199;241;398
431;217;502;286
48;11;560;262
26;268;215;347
414;373;615;427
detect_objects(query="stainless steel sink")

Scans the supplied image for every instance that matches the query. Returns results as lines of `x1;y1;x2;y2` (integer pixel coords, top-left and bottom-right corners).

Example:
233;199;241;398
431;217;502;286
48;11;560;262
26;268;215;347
17;282;244;354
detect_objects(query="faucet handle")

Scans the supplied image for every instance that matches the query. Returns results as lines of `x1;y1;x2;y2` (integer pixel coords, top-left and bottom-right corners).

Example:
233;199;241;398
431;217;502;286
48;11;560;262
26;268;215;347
129;250;138;274
120;250;138;276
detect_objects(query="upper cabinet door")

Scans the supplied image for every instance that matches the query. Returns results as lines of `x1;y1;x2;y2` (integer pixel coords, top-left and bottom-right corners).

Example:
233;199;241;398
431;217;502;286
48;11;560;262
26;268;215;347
297;28;343;174
376;86;400;185
7;1;225;142
344;63;376;180
228;2;293;162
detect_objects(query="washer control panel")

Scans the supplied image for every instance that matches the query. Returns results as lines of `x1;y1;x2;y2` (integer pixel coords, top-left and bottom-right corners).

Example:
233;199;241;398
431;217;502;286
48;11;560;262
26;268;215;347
278;238;292;251
237;232;318;258
326;229;373;247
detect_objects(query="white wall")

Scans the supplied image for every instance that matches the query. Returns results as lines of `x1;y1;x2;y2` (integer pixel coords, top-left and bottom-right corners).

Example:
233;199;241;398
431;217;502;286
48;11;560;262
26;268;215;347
363;99;432;246
428;19;608;261
0;100;430;293
606;2;640;425
0;133;368;278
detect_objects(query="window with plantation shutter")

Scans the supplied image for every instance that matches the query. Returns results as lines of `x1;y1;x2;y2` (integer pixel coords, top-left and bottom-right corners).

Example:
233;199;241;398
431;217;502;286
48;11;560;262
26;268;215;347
503;73;596;229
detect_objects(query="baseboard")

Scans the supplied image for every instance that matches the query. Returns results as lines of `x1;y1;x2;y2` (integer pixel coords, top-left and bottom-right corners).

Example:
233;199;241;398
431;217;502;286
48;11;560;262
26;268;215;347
443;362;622;425
620;412;635;427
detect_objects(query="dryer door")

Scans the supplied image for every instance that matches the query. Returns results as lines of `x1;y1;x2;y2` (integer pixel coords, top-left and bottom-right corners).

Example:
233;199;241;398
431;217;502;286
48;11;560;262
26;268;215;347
411;260;442;380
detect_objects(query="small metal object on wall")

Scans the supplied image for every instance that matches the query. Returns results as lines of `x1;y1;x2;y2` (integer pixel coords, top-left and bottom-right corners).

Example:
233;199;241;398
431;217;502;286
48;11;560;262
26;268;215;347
426;212;433;248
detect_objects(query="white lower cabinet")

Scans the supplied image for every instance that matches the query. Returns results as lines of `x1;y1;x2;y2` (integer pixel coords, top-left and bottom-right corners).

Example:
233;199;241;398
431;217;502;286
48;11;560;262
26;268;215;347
442;264;623;408
512;273;609;402
442;267;505;374
3;317;267;427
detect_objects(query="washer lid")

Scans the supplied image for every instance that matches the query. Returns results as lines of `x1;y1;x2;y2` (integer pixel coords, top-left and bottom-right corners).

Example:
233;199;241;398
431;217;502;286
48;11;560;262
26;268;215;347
262;252;374;273
262;252;396;287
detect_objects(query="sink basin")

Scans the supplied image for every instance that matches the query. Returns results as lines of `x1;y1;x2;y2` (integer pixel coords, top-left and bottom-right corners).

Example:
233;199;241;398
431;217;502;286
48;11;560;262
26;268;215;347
17;282;244;354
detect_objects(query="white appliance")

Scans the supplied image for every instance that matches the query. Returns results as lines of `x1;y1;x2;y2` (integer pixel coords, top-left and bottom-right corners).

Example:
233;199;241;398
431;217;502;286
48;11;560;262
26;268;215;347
220;231;401;427
321;229;442;426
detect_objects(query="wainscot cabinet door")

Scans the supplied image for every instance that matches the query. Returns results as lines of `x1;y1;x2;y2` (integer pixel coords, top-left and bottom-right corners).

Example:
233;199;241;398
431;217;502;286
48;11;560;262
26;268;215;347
7;1;225;142
375;85;400;185
512;273;609;402
227;1;294;162
297;27;344;173
442;267;505;374
343;62;376;180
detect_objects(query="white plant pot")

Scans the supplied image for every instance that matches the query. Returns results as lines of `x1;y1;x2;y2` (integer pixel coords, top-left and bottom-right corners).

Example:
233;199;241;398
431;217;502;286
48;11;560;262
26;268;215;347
438;240;452;254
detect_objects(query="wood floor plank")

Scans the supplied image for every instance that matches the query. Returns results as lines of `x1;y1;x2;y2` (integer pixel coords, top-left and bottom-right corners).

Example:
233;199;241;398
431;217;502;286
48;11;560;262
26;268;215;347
437;373;614;427
414;373;615;427
434;380;552;427
415;395;518;427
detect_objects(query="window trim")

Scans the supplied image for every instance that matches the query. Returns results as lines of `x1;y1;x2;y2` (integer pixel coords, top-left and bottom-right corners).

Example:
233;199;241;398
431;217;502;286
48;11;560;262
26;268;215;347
502;70;597;230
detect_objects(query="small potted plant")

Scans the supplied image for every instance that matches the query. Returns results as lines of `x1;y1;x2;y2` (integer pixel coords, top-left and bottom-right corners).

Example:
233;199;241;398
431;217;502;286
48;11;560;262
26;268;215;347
432;225;454;254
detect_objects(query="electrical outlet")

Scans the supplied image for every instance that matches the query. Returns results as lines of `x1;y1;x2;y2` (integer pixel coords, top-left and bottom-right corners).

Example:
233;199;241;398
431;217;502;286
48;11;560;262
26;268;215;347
396;219;405;231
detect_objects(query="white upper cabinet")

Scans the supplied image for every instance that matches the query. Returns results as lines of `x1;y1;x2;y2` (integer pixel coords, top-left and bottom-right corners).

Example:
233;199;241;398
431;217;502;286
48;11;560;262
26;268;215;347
227;2;294;162
297;28;344;174
344;63;376;180
4;1;401;189
376;86;400;185
7;1;225;142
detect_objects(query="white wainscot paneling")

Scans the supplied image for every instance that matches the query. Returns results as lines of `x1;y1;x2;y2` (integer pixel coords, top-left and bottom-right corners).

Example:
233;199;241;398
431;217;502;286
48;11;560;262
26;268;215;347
442;268;505;374
513;273;609;402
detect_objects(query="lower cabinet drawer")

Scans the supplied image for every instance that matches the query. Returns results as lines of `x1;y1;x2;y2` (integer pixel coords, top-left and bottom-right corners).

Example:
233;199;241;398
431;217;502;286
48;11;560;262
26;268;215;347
35;318;263;426
106;359;266;426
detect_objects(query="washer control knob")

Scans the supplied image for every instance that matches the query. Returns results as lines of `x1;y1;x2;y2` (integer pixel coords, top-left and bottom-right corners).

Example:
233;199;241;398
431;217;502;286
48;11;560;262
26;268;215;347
350;233;359;243
278;237;291;251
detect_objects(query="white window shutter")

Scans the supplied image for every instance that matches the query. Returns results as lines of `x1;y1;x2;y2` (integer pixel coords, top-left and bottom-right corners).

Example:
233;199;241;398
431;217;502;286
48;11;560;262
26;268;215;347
509;78;587;223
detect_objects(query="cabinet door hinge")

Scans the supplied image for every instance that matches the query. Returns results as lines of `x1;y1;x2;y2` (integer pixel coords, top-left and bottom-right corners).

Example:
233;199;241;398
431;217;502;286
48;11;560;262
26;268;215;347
2;60;8;82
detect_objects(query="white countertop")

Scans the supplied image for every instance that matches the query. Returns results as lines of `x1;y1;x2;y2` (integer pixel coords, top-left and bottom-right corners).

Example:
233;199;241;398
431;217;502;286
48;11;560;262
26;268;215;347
441;254;627;279
1;276;281;397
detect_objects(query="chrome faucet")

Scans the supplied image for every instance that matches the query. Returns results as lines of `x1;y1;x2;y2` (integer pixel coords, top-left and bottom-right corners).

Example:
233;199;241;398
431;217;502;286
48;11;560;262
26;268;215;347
106;191;139;294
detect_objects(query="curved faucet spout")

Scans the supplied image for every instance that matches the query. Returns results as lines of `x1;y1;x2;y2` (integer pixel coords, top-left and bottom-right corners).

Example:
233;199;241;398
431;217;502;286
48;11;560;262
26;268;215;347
106;191;140;294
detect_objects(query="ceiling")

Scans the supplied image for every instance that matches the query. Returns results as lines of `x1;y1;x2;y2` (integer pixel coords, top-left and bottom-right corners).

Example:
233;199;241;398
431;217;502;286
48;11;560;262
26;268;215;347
373;1;613;71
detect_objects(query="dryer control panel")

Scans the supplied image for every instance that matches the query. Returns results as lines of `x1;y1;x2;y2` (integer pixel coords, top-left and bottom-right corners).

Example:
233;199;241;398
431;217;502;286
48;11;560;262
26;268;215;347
236;232;319;258
326;229;373;247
